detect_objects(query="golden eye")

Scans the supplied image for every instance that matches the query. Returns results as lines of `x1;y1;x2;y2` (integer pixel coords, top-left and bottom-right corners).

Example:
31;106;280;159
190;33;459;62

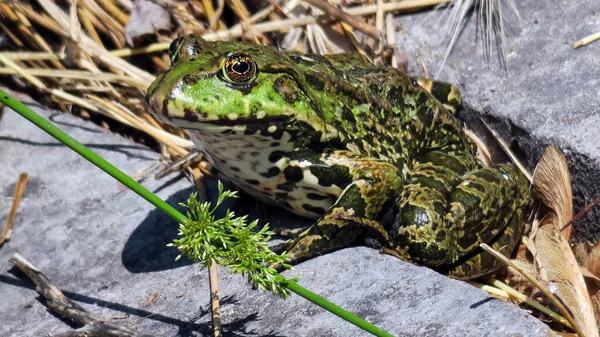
222;54;258;84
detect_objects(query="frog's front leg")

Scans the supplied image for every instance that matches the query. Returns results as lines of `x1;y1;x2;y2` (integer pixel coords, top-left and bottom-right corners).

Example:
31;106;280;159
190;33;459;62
280;151;408;265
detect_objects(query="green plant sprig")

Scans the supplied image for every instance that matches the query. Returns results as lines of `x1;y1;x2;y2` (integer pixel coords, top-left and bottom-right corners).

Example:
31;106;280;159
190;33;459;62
170;182;299;298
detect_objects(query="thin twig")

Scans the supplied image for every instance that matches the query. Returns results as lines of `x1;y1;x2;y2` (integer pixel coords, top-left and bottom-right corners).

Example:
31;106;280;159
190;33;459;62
0;173;28;247
9;253;155;337
574;30;600;48
560;196;600;232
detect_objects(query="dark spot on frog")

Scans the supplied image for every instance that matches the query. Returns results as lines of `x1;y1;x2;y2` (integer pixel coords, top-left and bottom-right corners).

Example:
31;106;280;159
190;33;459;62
270;142;280;147
244;129;256;136
274;76;299;104
309;165;352;188
182;74;197;85
230;166;241;172
302;204;326;215
260;167;281;178
250;151;260;156
457;232;475;253
417;105;434;127
386;85;404;109
429;82;452;104
184;109;200;121
341;107;356;125
283;166;303;183
304;73;325;91
436;229;446;242
246;179;260;185
250;101;263;114
417;92;429;105
306;193;329;201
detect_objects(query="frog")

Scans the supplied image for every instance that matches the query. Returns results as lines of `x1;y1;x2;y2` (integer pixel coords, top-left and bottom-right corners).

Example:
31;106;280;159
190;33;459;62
145;34;531;279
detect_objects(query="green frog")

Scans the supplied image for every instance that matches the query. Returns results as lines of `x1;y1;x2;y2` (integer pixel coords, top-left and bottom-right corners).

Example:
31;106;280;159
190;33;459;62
146;34;531;279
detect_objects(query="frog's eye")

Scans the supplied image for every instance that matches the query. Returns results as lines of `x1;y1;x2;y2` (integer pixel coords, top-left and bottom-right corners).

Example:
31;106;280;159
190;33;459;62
168;36;185;64
222;54;258;85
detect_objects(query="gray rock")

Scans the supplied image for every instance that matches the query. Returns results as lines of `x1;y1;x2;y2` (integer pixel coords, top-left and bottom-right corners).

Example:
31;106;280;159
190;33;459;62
395;0;600;242
0;106;552;336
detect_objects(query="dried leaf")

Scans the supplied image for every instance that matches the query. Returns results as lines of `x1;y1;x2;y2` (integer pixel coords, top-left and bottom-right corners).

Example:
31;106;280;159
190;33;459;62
532;146;573;239
532;147;598;337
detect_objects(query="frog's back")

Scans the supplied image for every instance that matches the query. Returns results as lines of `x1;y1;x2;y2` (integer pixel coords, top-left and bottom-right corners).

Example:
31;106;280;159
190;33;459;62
283;50;473;167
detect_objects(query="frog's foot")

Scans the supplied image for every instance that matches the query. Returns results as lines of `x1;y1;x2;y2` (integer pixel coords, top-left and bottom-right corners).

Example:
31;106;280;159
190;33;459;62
269;217;360;272
279;211;409;266
395;151;531;278
277;215;363;266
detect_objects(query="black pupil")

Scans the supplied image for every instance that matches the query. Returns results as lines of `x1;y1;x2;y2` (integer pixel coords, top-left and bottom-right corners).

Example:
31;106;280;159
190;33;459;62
232;61;249;74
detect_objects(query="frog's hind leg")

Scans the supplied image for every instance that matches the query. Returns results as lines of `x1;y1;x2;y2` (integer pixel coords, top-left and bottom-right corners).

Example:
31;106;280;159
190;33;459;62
444;202;527;279
394;150;530;277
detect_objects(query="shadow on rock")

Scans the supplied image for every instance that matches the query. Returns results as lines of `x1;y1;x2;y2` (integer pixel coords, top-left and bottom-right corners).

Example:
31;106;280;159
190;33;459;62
3;270;278;336
121;186;197;273
177;295;284;337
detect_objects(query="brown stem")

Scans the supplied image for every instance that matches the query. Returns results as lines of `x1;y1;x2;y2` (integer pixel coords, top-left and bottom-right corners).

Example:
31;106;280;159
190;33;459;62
209;258;222;337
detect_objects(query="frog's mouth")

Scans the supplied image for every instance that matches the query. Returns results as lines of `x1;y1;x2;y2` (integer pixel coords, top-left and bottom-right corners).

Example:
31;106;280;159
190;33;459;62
199;115;290;126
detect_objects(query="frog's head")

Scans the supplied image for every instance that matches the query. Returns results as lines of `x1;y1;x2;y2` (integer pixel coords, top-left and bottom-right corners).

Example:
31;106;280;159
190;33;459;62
146;35;337;146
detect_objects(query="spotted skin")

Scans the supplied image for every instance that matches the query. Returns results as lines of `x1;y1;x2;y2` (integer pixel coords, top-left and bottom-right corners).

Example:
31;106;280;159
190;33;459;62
146;35;532;279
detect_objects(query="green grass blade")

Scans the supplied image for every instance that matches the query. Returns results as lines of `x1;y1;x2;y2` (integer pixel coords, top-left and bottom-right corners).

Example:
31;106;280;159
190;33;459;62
285;281;396;337
0;89;395;337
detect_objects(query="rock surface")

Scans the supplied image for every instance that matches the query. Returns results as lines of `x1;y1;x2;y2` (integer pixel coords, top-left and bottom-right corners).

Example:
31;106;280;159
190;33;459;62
396;0;600;242
0;107;552;336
